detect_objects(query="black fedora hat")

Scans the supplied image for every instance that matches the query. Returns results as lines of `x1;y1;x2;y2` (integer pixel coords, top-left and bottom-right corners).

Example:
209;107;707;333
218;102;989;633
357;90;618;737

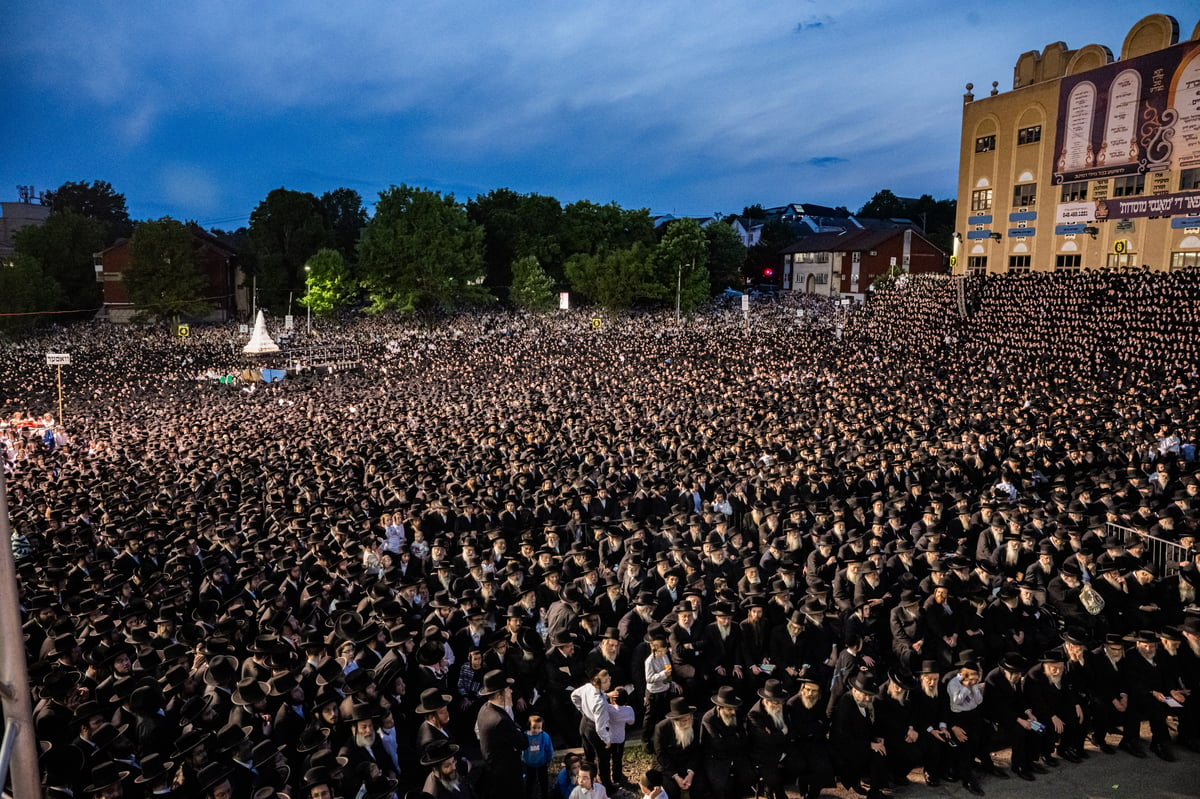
419;738;460;766
83;761;131;794
478;669;514;697
757;679;788;702
711;686;742;708
665;696;696;719
414;688;453;715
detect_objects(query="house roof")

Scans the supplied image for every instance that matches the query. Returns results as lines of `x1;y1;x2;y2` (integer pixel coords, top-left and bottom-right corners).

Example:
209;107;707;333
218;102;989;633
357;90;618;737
780;226;945;256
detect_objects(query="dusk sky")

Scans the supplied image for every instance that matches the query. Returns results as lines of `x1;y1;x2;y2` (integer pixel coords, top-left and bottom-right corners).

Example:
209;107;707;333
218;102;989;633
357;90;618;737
3;3;1197;227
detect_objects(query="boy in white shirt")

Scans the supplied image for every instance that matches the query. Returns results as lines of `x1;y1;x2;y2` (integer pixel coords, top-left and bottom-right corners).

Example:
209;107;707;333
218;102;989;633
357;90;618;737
569;762;608;799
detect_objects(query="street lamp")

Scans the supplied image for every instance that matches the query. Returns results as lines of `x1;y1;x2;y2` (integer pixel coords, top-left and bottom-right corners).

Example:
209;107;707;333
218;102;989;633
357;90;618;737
304;264;312;335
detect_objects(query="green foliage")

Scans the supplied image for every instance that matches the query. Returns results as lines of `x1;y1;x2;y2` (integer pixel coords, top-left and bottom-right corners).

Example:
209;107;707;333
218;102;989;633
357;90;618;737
741;204;766;219
13;210;106;310
468;189;564;294
565;243;657;310
358;184;490;312
300;248;356;317
42;180;132;240
248;188;333;312
705;221;747;292
561;201;655;258
654;219;710;312
0;254;63;332
319;188;368;264
747;219;796;280
858;189;907;220
125;218;209;321
509;255;557;311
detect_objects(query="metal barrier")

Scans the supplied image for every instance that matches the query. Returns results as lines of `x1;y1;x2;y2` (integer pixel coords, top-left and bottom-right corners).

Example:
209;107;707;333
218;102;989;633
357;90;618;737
281;343;363;372
1105;522;1190;577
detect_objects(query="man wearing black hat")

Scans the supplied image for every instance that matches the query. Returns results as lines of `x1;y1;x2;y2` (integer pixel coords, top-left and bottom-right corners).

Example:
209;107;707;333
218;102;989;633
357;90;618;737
338;703;398;797
1125;630;1181;761
700;685;748;799
476;670;527;799
421;738;477;799
745;680;792;799
830;672;889;799
1025;649;1086;764
652;697;702;799
983;652;1038;779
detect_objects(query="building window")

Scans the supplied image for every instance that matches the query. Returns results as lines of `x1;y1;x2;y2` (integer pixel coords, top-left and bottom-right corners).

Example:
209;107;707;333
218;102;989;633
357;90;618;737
1012;183;1037;207
1106;252;1136;268
1180;168;1200;192
1170;252;1200;270
1055;254;1082;271
1112;174;1145;197
970;188;993;211
1008;255;1032;273
966;256;987;275
1017;125;1041;145
1060;181;1088;202
975;135;996;152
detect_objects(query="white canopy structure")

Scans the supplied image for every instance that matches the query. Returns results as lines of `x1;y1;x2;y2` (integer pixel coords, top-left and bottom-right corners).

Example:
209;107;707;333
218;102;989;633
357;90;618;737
242;310;280;355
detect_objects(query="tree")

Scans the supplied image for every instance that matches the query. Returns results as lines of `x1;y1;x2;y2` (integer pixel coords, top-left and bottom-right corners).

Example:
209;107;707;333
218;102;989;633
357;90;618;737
741;204;766;219
42;180;132;240
858;189;908;220
13;210;106;311
561;201;654;258
565;243;657;310
0;255;62;332
704;221;746;292
747;218;796;282
654;219;710;313
124;218;209;321
357;184;490;312
319;188;368;264
468;189;564;295
509;255;557;311
300;248;356;317
248;188;333;312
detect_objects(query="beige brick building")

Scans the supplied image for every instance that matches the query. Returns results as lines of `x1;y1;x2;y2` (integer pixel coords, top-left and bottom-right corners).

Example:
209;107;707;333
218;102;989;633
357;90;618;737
954;13;1200;275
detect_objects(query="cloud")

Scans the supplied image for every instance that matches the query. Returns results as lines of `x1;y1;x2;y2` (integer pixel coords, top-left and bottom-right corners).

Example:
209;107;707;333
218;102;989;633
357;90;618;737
805;156;849;167
795;15;833;32
159;164;220;217
117;102;158;146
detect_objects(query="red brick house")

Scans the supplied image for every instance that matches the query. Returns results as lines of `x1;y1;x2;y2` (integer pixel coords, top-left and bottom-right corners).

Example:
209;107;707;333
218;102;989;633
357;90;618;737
95;225;246;322
780;227;947;300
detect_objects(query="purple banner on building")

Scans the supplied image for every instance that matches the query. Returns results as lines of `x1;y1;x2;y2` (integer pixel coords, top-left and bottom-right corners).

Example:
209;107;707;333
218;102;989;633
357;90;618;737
1053;40;1200;184
1096;191;1200;220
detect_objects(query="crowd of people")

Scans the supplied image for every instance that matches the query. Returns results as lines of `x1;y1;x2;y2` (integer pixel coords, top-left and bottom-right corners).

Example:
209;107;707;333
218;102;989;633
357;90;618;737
3;268;1199;799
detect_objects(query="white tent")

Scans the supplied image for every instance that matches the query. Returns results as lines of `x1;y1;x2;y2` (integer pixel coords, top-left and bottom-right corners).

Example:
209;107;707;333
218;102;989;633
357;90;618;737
242;311;280;354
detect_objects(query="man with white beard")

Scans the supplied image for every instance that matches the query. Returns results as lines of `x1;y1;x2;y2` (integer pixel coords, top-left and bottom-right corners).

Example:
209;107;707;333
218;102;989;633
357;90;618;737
745;679;792;799
786;676;835;799
421;739;478;799
652;697;702;799
336;703;397;799
700;686;748;799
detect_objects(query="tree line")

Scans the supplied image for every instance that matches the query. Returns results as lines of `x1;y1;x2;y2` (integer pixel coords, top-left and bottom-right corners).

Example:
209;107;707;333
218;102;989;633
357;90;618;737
2;180;952;327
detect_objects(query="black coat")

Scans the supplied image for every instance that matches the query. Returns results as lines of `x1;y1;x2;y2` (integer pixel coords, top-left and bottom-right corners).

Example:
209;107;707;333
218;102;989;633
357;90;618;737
477;701;528;793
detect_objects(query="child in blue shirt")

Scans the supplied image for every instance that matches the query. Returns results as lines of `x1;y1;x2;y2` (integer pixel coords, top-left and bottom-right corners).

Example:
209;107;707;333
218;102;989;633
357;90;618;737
523;714;554;799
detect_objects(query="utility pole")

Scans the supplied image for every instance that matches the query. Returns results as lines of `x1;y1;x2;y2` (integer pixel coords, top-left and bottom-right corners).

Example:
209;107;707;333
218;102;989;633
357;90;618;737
0;466;41;799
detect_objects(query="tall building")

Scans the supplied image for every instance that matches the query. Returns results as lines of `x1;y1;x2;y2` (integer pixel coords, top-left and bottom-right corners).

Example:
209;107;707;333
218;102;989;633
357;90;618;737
953;13;1200;275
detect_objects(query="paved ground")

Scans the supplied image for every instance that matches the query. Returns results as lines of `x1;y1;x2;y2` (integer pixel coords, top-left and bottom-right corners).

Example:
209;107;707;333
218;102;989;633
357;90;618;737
610;727;1200;798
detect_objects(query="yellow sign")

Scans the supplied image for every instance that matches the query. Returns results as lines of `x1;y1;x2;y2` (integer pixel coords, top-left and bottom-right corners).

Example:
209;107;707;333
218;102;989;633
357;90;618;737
949;255;957;268
177;324;190;338
1113;240;1127;254
591;318;602;330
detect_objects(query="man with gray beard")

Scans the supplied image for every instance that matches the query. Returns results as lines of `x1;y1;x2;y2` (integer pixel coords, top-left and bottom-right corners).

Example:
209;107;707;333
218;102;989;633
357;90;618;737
652;697;702;799
746;680;792;799
421;739;478;799
700;686;748;799
786;676;835;799
831;672;889;799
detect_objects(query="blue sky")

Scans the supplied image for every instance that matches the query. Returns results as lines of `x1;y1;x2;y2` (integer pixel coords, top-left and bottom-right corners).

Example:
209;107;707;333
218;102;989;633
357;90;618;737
2;2;1197;227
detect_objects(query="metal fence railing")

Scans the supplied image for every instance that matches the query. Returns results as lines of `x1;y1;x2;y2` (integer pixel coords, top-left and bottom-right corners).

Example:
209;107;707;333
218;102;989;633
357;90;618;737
1106;522;1190;577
